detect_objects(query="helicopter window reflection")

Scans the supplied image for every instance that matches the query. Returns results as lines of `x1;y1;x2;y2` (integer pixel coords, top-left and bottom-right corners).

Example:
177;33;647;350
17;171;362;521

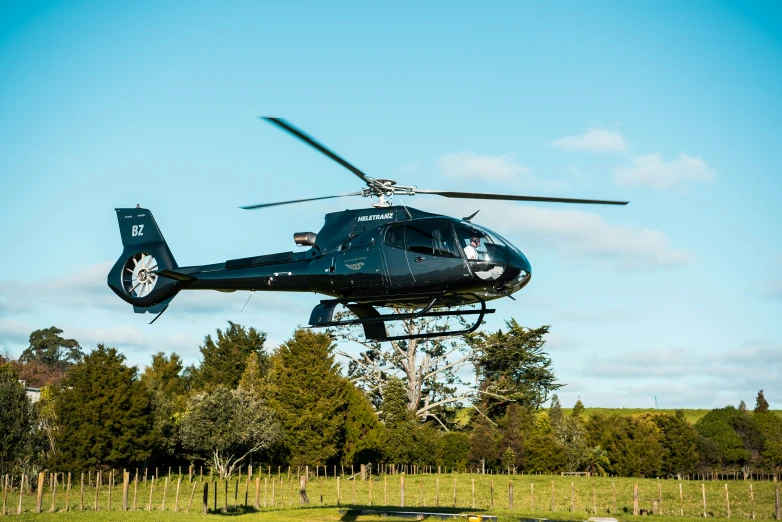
405;221;460;258
453;224;508;281
384;224;405;249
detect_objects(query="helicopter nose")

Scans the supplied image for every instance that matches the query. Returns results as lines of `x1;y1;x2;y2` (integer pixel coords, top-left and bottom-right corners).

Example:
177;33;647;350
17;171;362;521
502;247;532;287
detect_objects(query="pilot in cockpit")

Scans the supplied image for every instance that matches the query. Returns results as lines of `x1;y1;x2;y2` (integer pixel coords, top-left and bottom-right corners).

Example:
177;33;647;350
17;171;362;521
463;236;481;260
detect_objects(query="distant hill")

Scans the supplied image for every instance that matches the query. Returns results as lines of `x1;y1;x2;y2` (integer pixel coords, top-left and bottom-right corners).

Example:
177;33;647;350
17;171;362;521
553;407;782;424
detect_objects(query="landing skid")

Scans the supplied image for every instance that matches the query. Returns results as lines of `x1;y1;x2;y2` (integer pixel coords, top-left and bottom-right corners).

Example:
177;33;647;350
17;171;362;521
309;296;495;341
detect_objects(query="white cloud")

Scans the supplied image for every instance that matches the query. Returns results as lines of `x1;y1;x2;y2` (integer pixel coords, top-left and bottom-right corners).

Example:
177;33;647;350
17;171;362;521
551;128;628;153
438;152;529;183
0;318;34;346
613;153;716;190
0;261;301;316
476;203;692;270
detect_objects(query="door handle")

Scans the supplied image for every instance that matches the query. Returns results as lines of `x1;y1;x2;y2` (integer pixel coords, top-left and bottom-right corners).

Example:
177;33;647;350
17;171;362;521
415;256;425;263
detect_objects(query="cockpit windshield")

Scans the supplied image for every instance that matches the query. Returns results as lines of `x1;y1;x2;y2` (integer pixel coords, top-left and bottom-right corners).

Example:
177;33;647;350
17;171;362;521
453;223;509;281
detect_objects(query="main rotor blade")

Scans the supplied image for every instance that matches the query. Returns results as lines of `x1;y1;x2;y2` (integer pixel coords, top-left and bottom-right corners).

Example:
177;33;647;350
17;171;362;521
262;117;372;186
414;189;628;206
240;191;363;210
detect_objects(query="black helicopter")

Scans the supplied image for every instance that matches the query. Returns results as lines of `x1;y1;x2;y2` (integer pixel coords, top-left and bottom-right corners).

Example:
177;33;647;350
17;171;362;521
107;118;627;341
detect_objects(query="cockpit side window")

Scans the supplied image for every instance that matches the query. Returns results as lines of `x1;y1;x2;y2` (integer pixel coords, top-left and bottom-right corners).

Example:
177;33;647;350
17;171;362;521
384;224;405;249
454;224;492;261
405;221;460;258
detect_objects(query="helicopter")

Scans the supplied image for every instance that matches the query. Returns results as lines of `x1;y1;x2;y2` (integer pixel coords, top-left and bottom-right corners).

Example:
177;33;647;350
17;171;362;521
107;118;627;341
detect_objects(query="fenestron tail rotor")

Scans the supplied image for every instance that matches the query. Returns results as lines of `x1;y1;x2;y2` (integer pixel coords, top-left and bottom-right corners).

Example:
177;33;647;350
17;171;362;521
241;117;629;210
122;252;159;298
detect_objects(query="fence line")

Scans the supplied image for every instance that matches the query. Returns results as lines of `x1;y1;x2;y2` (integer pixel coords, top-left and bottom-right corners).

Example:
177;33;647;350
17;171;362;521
1;466;781;518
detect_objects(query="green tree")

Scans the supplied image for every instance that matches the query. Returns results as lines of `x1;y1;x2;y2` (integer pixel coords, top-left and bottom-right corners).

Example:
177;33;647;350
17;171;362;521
53;344;154;471
342;381;382;466
140;352;185;460
755;411;782;471
695;406;763;477
379;377;417;464
584;445;610;476
498;404;533;470
180;386;281;478
755;390;770;413
467;415;500;473
524;411;565;473
469;321;563;418
192;322;267;389
438;432;469;469
0;365;36;475
266;329;346;466
555;399;588;472
238;352;267;396
607;415;662;477
651;410;699;478
19;327;83;386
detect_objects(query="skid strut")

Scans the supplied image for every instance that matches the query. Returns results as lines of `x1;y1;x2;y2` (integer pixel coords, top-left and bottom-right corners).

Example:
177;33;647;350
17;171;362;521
308;296;494;341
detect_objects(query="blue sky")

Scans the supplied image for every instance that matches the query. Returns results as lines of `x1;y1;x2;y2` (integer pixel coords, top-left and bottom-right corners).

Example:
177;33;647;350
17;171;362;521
1;1;780;409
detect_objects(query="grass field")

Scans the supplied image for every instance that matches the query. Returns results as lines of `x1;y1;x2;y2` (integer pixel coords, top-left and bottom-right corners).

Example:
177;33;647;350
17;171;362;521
3;472;780;521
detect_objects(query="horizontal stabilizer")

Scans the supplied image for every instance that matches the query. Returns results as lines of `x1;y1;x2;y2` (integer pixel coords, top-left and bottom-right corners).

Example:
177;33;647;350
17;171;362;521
156;269;197;282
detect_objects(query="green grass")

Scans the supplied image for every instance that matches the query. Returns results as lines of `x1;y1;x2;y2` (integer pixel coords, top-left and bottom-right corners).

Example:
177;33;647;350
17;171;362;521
3;472;779;520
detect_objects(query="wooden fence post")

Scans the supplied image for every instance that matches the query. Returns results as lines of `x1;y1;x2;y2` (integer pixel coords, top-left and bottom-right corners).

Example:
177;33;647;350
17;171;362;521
202;482;209;514
507;481;513;510
400;475;405;507
453;477;457;508
175;477;182;512
35;471;44;513
369;475;373;506
775;482;781;520
436;477;439;507
132;470;138;510
593;482;597;514
750;483;755;520
94;471;100;511
633;482;639;516
471;478;475;509
336;476;340;505
49;472;57;512
658;482;662;515
18;474;25;515
213;480;217;512
725;483;730;518
571;481;575;512
2;475;7;516
161;475;169;511
122;470;129;511
300;475;310;504
679;483;684;516
611;482;616;513
79;473;84;511
186;482;196;513
146;477;154;511
255;477;261;508
702;483;707;518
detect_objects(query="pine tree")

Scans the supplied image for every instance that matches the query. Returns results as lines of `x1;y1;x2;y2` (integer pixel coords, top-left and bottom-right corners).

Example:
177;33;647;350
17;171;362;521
0;365;36;475
342;381;382;466
266;329;346;466
649;411;699;478
467;415;499;473
524;411;565;473
54;344;154;470
438;432;469;468
498;404;533;469
140;352;185;460
379;377;417;464
193;322;267;389
238;352;266;396
755;390;770;413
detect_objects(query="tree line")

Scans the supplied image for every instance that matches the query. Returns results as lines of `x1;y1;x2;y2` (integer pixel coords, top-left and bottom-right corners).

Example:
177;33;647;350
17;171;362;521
1;322;780;480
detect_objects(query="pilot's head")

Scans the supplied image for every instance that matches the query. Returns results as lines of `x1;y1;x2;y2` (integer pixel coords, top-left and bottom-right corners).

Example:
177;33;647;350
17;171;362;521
470;236;481;248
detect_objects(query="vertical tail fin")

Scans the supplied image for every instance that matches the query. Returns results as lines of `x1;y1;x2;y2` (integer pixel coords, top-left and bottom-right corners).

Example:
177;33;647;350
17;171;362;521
107;208;179;313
